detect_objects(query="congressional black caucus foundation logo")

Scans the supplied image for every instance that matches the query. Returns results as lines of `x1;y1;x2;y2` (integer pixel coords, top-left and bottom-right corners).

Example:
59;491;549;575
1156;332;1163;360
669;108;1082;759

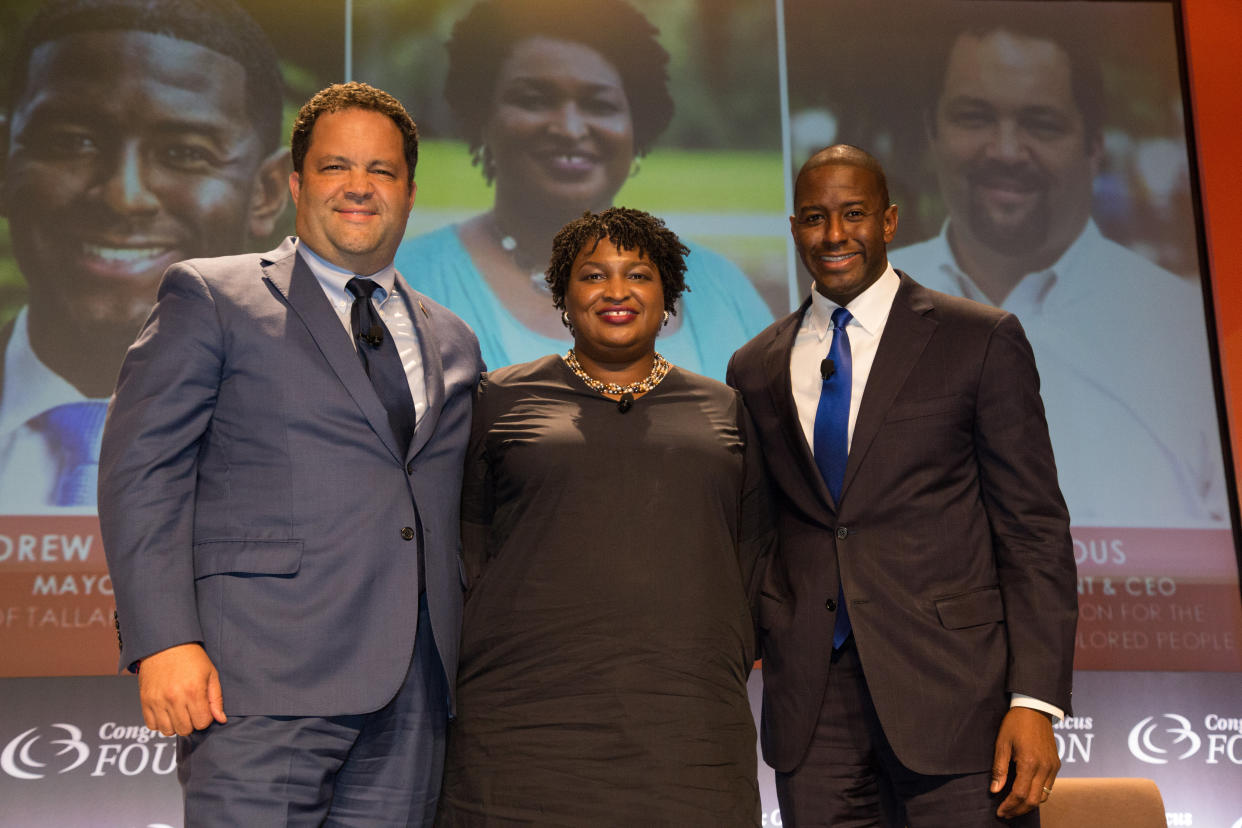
1;722;174;779
1128;713;1242;765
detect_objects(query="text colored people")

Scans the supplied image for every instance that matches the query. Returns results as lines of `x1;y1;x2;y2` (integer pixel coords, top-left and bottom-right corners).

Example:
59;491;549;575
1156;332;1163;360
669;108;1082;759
729;145;1076;826
100;82;482;824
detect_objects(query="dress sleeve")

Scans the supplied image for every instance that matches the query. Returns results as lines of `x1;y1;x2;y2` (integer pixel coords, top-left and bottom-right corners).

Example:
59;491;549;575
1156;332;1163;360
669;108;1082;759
460;374;495;589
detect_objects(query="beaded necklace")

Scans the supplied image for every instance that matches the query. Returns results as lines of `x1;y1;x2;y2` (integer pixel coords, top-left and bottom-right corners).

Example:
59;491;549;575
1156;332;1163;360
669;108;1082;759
563;349;672;397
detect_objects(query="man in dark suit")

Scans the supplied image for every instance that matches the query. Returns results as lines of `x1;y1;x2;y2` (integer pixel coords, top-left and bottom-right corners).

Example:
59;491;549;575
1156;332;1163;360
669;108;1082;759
728;144;1076;826
99;82;483;824
0;0;289;513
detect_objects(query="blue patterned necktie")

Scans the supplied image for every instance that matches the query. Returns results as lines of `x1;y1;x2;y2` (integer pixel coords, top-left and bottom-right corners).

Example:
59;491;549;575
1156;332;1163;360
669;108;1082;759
346;277;417;452
813;307;853;648
35;401;110;507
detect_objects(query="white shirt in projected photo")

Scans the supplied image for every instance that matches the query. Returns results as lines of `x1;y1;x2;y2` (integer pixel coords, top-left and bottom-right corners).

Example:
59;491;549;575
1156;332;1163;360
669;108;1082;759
0;308;108;515
891;219;1228;529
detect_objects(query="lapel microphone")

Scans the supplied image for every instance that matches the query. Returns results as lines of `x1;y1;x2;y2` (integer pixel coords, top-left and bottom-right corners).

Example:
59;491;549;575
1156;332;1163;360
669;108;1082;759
617;392;634;413
820;358;835;380
360;325;384;347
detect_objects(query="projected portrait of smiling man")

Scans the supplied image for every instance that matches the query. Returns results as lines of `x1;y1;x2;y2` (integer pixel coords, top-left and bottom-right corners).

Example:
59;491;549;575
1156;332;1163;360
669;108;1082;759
0;0;288;513
890;8;1227;528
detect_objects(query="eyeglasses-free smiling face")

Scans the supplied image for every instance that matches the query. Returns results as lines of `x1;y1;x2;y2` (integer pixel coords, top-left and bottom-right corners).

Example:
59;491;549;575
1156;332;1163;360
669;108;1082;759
2;30;280;332
791;162;898;308
564;235;664;366
930;29;1100;260
483;36;635;217
290;107;417;275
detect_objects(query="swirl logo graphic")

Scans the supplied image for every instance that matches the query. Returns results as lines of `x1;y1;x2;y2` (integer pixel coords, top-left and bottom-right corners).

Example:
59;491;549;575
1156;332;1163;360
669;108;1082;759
1;724;90;780
1127;714;1202;765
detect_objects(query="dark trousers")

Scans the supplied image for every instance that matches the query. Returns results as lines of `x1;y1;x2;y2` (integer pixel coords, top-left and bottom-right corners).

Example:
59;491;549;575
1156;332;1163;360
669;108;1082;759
774;639;1039;828
178;595;448;827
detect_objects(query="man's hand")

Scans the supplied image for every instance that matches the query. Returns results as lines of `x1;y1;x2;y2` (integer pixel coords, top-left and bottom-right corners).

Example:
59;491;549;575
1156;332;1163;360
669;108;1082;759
138;643;227;737
991;706;1060;818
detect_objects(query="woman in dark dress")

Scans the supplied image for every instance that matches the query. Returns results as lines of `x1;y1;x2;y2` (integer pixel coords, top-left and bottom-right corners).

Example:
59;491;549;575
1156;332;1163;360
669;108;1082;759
439;208;772;826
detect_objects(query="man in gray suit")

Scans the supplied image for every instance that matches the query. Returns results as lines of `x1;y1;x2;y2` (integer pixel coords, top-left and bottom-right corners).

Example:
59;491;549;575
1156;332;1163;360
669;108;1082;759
99;82;483;825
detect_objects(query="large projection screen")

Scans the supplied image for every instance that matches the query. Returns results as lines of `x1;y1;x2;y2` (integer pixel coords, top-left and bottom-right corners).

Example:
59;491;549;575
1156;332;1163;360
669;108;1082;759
0;1;1239;825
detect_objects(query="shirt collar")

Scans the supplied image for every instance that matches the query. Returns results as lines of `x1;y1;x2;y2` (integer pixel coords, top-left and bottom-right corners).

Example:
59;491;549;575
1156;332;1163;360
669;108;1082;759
297;238;399;305
804;263;901;341
0;307;96;436
936;218;1100;310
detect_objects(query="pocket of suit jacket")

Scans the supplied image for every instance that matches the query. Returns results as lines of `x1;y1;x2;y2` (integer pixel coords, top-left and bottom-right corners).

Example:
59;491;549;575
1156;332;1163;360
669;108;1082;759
192;538;304;578
934;586;1004;629
884;393;960;423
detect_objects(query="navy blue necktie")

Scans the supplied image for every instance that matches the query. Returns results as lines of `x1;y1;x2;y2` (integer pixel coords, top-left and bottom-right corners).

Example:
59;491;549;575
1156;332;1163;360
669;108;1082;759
813;306;853;648
346;277;417;452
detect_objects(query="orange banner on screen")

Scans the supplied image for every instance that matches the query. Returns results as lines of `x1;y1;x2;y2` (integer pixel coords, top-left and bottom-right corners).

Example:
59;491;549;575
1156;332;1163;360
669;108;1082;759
0;516;118;677
1071;527;1241;670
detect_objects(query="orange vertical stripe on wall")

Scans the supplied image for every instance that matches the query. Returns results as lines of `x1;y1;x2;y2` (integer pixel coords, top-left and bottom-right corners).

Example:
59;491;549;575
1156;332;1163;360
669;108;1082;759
1182;0;1242;518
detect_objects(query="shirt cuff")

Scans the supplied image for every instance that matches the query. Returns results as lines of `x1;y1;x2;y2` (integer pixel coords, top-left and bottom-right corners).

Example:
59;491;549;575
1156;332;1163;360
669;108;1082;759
1011;693;1064;722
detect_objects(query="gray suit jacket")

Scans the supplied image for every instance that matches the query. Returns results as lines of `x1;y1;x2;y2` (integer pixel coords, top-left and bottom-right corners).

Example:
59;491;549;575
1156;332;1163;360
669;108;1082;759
728;273;1076;776
99;237;483;715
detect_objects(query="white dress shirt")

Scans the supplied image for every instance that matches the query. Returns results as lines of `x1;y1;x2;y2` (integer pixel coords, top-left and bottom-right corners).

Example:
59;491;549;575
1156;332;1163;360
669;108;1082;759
298;241;429;427
790;266;901;453
789;263;1063;721
0;308;104;515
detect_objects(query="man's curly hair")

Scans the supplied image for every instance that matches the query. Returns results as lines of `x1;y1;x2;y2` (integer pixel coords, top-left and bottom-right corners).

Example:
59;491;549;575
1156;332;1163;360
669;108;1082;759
546;207;690;314
291;81;419;184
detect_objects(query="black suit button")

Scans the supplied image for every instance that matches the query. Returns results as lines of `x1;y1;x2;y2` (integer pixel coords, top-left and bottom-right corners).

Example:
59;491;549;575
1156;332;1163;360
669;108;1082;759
836;527;848;540
406;461;415;474
400;526;415;541
825;598;837;611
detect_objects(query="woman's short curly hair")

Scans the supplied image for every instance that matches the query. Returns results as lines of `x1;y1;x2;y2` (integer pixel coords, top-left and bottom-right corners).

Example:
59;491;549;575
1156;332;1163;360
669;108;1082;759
546;207;690;314
444;0;674;178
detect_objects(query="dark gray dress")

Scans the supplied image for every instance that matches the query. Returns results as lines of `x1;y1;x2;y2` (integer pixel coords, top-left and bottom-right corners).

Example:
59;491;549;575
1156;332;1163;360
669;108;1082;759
438;355;773;826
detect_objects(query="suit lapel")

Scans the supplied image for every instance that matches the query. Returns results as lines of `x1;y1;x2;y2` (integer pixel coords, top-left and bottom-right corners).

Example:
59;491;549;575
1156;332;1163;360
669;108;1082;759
841;274;936;498
764;301;840;514
398;273;444;461
263;242;407;463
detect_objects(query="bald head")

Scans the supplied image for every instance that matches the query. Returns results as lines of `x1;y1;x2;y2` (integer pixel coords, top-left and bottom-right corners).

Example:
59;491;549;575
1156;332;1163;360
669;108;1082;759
789;143;899;307
797;144;891;209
